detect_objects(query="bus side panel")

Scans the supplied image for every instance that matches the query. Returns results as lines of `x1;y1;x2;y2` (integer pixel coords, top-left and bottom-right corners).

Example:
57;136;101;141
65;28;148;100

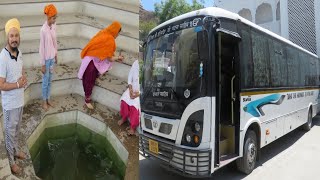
240;89;319;149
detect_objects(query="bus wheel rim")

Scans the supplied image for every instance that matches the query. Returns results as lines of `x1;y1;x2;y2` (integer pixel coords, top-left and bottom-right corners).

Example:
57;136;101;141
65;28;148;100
308;112;312;127
247;141;256;165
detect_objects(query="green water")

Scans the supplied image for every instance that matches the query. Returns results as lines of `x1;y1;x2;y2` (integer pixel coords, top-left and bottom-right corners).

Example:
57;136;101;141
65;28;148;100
30;124;125;180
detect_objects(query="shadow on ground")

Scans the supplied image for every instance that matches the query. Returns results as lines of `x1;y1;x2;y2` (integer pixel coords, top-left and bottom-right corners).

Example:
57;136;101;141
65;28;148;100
139;116;320;180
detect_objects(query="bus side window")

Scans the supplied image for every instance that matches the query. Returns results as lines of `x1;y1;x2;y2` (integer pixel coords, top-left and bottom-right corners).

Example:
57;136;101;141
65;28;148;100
269;39;288;87
299;52;309;86
286;46;300;87
240;28;254;89
251;31;270;88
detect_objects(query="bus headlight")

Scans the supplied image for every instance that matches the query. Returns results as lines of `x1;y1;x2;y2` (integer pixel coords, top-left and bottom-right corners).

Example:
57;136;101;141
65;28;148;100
194;122;201;132
194;135;200;144
181;110;204;147
186;134;192;143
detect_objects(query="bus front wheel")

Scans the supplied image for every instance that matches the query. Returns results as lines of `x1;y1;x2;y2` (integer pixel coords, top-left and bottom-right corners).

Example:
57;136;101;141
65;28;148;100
236;130;257;174
302;109;312;131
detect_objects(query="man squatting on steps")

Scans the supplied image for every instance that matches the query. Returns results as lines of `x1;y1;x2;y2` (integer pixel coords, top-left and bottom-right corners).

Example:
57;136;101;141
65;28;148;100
78;21;124;109
39;4;58;111
0;18;28;174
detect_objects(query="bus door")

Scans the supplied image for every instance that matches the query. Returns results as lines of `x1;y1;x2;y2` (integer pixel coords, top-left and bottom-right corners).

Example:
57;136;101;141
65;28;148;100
215;28;241;167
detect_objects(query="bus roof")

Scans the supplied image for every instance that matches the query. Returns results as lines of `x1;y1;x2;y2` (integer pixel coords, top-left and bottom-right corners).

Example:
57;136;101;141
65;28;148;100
150;7;318;58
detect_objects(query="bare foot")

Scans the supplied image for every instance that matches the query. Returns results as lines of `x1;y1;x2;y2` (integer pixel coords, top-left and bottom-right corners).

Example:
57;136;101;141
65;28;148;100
47;100;55;108
118;120;126;126
127;128;135;136
15;152;26;160
11;164;21;174
85;103;94;109
42;101;48;111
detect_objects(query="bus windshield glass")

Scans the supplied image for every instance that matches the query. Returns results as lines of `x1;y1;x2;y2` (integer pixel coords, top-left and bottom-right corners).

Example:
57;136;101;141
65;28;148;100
142;25;209;119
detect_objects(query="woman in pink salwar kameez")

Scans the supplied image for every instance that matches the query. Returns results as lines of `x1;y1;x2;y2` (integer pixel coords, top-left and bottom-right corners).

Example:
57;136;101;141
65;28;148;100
118;60;140;135
78;21;123;109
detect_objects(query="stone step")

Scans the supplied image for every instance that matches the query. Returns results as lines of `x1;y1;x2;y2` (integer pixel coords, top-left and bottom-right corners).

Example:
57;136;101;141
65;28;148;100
20;49;132;79
0;0;139;14
0;22;138;56
9;36;137;67
0;13;138;41
25;37;138;67
0;93;138;180
0;62;130;111
0;0;138;26
23;63;129;111
0;0;138;179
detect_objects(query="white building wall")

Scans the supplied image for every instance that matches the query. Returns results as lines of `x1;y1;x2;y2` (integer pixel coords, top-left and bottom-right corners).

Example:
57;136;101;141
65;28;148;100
287;0;317;54
216;0;281;35
315;0;320;55
217;0;319;56
279;0;289;39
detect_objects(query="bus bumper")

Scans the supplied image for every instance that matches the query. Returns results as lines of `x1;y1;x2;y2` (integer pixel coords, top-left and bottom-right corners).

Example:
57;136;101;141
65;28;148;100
139;132;212;178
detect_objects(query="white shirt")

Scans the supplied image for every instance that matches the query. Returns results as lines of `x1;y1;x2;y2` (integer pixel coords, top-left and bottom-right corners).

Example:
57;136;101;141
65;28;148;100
0;48;24;110
120;60;140;110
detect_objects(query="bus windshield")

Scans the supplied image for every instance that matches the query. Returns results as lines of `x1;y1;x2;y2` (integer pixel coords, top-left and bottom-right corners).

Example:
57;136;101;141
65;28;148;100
142;26;209;119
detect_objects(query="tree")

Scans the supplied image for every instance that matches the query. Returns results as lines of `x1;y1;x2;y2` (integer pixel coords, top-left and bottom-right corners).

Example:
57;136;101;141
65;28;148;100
139;20;157;52
154;0;205;23
139;20;157;42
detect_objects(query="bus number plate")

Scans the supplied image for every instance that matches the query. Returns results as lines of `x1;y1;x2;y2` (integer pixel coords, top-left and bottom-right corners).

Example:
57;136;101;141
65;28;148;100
149;139;159;154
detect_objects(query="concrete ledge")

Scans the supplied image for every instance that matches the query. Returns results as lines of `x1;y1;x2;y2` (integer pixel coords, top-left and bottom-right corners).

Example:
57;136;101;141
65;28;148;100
0;0;138;14
26;110;129;164
7;36;137;68
0;94;138;180
0;61;131;112
78;111;128;163
0;1;138;21
23;76;123;110
21;49;135;70
19;63;128;109
0;123;11;180
0;23;138;49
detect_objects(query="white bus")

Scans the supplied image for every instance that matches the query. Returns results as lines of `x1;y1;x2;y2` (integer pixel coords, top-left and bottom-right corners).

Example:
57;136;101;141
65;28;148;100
139;7;320;177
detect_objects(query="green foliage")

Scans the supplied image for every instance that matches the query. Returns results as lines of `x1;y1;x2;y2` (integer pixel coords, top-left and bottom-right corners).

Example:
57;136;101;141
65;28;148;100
139;20;157;42
154;0;205;23
139;59;143;82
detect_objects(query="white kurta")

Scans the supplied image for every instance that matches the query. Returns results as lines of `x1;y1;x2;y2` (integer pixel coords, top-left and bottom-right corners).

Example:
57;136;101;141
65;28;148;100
120;60;140;110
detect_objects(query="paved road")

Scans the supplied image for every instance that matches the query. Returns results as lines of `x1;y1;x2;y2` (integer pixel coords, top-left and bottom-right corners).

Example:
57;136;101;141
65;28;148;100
140;116;320;180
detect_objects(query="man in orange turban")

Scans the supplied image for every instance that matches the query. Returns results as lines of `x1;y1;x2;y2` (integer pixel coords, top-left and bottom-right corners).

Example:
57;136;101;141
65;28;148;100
39;4;58;111
78;21;124;109
44;4;57;18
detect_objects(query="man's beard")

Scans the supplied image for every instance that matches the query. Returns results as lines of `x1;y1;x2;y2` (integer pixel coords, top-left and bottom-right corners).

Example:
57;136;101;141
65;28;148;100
8;41;19;52
11;47;18;51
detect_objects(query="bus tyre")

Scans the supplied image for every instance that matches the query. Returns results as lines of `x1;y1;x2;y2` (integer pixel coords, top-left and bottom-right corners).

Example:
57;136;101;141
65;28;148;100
236;130;257;174
302;109;312;131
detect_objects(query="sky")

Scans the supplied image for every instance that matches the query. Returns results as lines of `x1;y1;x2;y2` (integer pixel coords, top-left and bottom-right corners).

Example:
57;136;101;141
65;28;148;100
141;0;214;11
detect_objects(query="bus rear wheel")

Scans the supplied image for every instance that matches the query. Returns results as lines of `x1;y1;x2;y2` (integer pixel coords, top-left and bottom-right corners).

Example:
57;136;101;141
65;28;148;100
236;130;257;174
302;109;312;131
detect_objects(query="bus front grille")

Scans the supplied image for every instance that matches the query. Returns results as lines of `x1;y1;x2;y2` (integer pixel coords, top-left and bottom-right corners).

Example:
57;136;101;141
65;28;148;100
139;133;212;177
